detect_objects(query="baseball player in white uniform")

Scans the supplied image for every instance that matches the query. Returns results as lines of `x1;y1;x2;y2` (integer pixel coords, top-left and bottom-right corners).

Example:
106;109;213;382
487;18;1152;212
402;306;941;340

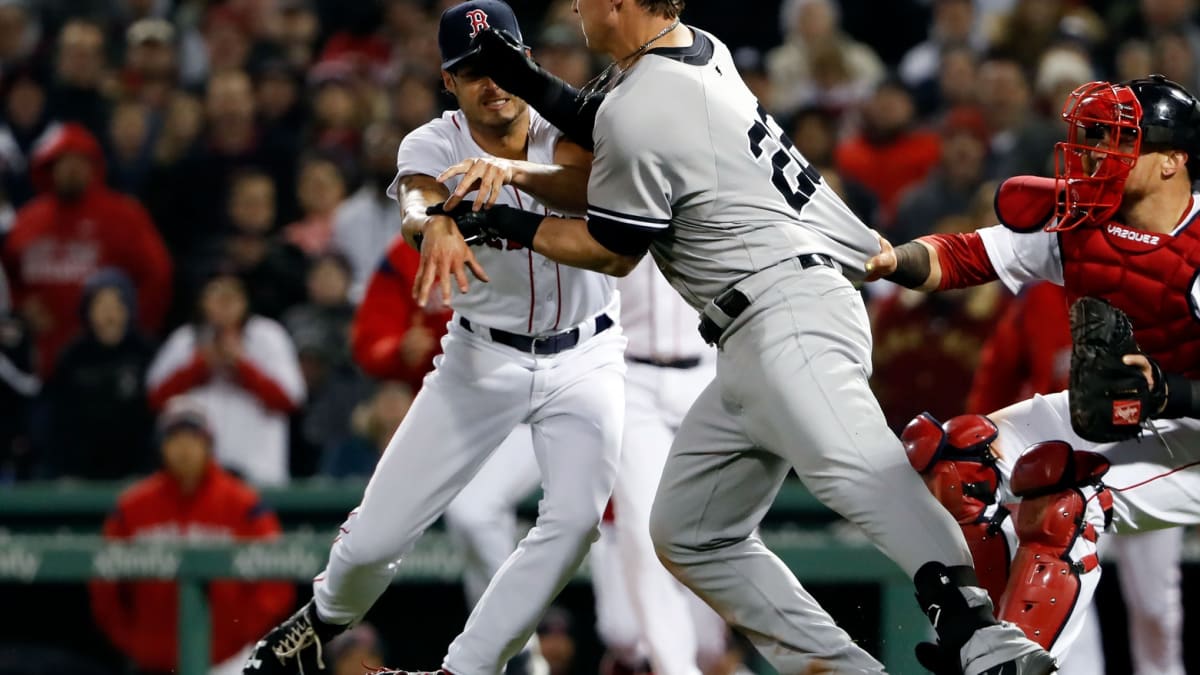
446;2;1054;673
591;257;726;675
243;3;626;674
444;261;725;675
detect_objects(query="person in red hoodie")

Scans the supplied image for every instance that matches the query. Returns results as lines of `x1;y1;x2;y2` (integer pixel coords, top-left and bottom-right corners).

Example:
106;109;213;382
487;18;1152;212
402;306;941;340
350;235;452;391
1;122;172;377
89;395;295;675
965;281;1071;415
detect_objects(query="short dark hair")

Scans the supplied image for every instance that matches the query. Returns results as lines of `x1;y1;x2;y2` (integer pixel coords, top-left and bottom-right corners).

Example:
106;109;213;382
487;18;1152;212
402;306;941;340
636;0;684;19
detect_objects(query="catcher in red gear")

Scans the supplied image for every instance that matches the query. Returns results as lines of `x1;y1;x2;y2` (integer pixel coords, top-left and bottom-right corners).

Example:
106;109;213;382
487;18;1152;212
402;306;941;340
866;74;1200;670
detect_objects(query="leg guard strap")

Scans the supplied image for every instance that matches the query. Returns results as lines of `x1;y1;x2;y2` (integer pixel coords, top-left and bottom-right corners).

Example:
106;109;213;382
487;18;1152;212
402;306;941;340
999;443;1113;650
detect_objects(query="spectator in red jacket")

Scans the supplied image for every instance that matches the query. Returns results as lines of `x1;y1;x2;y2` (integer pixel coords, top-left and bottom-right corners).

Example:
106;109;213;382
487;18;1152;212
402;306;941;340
834;77;941;228
1;122;172;377
965;281;1070;415
350;236;452;391
88;395;295;675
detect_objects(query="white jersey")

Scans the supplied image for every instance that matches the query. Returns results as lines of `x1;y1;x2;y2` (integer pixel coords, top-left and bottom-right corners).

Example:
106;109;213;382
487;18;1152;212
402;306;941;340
618;257;708;361
978;195;1200;294
585;28;880;310
388;109;616;335
977;225;1063;294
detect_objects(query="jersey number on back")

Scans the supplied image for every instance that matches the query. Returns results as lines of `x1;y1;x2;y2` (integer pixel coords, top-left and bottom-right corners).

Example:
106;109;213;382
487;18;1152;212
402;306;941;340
747;105;821;214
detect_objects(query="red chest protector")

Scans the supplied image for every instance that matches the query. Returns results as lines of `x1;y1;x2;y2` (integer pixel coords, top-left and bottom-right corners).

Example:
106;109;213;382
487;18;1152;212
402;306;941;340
1059;212;1200;378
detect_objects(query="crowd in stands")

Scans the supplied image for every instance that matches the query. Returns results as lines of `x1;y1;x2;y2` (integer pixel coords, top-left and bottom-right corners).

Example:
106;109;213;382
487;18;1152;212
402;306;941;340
1;0;1194;488
0;0;1195;671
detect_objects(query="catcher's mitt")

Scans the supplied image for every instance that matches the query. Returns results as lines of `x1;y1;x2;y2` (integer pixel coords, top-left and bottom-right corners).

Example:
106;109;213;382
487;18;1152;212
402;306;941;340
1068;297;1165;442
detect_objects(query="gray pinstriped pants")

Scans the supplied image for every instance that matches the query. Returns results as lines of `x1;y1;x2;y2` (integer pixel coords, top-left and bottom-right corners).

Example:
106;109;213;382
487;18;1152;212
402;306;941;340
649;261;973;674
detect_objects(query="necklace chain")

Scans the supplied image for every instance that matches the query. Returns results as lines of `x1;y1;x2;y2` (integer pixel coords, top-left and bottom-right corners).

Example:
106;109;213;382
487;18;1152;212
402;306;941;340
579;19;682;103
620;18;682;65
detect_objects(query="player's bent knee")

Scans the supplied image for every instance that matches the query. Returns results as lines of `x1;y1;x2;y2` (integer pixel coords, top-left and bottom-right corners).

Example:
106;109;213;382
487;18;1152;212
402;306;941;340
539;503;604;543
902;412;1012;605
332;533;408;570
647;499;690;561
999;441;1112;650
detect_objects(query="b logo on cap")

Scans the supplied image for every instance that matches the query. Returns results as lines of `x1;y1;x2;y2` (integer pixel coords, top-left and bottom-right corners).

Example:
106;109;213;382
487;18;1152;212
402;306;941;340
465;9;490;38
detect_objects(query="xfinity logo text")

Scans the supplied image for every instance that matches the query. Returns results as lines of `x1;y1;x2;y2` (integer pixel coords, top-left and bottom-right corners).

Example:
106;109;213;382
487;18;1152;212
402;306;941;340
0;547;40;581
93;545;181;579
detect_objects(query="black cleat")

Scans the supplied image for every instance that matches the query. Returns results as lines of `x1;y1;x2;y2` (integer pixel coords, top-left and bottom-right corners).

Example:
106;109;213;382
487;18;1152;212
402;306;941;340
243;599;346;674
915;640;962;675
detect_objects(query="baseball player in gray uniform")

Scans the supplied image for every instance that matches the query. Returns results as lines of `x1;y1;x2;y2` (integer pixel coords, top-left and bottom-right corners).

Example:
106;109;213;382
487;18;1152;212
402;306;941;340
243;3;627;675
441;1;1057;673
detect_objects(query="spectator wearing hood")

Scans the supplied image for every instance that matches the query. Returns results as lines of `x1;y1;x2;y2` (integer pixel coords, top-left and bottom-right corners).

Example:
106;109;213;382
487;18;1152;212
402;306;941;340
89;395;295;674
1;122;172;378
43;268;155;480
146;271;305;486
0;263;37;482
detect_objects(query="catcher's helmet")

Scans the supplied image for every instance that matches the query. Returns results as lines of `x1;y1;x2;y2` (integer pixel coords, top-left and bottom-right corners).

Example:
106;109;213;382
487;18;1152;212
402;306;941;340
1125;74;1200;168
1052;74;1200;231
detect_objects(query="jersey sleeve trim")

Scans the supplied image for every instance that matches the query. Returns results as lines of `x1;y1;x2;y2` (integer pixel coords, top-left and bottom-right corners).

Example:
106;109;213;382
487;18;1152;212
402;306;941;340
587;216;658;256
587;204;671;228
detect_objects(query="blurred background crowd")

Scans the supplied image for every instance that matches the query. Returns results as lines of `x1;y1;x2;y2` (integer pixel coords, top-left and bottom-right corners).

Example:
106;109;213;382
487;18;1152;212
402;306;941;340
0;0;1198;672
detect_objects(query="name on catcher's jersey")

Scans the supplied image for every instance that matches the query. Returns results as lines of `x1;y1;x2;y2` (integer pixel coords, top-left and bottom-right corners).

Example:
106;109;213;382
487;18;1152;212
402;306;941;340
389;109;616;335
585;28;880;310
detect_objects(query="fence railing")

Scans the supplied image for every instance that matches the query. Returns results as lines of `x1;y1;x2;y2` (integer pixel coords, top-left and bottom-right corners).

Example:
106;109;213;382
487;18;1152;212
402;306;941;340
0;478;830;518
0;481;929;674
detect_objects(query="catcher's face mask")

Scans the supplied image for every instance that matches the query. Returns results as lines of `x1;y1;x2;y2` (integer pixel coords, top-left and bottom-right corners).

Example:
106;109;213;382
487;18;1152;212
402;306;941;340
1052;81;1143;231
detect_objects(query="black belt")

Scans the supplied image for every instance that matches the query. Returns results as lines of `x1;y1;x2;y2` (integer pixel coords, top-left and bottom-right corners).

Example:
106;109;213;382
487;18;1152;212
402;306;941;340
459;314;614;354
698;253;837;345
628;355;703;369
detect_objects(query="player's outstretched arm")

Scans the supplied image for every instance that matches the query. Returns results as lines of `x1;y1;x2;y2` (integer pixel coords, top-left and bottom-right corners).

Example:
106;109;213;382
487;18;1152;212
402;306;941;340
531;216;643;276
433;201;642;276
437;140;593;214
866;230;1004;291
398;174;489;307
864;232;942;291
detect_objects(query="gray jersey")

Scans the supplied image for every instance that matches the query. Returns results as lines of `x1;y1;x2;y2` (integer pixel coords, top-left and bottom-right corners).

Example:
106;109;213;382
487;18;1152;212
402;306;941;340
586;29;879;310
